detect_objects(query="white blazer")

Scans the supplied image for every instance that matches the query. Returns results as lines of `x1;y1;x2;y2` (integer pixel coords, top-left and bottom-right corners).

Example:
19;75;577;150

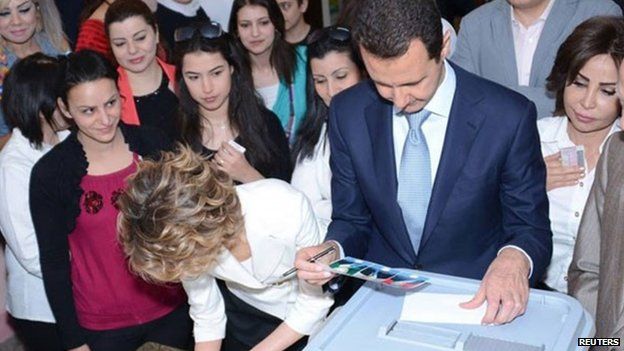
182;179;333;342
291;123;332;237
0;129;69;322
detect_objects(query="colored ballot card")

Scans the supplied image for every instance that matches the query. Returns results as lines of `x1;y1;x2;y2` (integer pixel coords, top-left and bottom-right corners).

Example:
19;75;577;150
327;257;428;290
560;145;585;168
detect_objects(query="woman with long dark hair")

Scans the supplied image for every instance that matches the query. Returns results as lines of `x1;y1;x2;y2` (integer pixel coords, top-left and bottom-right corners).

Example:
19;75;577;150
291;26;365;236
229;0;306;142
174;22;291;183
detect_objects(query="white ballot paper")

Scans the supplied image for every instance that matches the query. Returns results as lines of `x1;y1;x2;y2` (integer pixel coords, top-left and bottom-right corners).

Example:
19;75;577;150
400;293;487;325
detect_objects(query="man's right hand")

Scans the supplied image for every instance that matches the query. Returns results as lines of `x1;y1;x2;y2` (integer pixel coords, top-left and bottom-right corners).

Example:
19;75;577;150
295;242;340;285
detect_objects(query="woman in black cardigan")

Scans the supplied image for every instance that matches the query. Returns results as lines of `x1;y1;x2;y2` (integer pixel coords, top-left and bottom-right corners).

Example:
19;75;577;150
29;50;191;351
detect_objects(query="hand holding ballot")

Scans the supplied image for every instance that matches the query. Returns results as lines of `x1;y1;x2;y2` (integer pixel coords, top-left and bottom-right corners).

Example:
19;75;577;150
295;242;341;285
544;151;585;191
212;140;263;183
297;244;531;325
460;247;531;325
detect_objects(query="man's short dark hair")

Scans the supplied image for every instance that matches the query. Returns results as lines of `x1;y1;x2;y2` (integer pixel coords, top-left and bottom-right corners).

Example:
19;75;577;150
352;0;442;60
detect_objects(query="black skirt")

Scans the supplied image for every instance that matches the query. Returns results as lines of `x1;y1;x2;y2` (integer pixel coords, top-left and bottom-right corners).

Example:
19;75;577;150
216;279;308;351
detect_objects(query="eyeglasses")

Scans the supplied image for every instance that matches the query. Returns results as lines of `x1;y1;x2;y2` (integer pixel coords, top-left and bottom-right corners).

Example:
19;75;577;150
307;26;352;46
174;21;224;42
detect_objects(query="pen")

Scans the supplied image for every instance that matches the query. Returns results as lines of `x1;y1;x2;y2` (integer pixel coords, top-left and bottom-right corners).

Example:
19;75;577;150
280;246;336;278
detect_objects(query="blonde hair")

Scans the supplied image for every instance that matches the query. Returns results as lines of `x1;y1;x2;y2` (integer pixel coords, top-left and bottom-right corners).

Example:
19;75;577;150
117;145;244;283
0;0;69;53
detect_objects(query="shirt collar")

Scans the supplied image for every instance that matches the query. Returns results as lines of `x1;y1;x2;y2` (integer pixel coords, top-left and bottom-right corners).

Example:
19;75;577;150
392;59;456;118
510;0;555;28
10;128;70;156
541;116;622;152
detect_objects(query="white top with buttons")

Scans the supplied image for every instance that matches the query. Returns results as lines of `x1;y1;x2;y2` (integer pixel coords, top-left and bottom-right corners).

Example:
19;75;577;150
537;116;620;293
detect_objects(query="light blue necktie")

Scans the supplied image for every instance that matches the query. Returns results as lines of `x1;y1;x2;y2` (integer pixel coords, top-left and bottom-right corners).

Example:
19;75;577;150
397;109;432;254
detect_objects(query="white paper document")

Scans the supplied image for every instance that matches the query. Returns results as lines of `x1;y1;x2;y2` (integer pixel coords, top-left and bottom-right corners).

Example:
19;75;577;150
400;293;487;325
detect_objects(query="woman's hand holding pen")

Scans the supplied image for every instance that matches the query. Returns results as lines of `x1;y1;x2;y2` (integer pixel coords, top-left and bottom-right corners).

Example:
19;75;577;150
295;241;341;285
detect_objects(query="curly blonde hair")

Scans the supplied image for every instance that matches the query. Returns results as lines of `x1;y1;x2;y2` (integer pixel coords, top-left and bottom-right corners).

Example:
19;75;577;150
117;145;243;283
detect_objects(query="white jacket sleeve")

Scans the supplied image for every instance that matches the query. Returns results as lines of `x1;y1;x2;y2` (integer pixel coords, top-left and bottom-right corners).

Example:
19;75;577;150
0;162;43;277
283;193;334;335
182;274;227;342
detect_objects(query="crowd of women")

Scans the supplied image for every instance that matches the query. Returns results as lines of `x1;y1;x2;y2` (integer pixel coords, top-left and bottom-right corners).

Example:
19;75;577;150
0;0;621;350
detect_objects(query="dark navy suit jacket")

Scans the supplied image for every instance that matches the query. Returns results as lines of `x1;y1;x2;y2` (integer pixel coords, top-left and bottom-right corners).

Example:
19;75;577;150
325;63;552;286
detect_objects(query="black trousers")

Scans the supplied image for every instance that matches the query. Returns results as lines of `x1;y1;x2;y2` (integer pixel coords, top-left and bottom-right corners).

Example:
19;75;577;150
216;279;308;351
83;303;193;351
11;316;63;351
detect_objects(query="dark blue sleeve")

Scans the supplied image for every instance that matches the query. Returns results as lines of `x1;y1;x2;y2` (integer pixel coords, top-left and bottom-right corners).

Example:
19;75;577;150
499;101;552;285
325;100;373;259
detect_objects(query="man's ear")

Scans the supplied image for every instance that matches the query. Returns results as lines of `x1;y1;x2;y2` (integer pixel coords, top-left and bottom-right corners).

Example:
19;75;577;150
57;98;72;120
440;28;452;61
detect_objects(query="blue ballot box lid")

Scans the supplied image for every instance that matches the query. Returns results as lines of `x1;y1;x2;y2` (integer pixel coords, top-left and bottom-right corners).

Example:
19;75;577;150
305;271;594;351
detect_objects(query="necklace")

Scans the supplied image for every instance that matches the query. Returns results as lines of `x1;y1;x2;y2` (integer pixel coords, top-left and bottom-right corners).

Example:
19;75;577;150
212;121;229;130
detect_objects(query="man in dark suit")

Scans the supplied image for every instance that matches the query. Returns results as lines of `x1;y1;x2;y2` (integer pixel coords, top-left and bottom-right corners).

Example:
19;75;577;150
295;0;552;325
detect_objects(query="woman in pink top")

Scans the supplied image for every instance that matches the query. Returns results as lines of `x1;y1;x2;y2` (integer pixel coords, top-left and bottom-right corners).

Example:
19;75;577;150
30;50;190;351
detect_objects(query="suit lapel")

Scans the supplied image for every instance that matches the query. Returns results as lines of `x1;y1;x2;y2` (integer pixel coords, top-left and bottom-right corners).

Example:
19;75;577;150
530;0;575;86
249;233;288;283
420;68;486;249
491;1;518;86
364;98;417;264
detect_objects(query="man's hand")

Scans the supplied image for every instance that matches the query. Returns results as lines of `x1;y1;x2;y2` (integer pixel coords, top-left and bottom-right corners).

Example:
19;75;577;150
460;248;531;325
295;242;340;285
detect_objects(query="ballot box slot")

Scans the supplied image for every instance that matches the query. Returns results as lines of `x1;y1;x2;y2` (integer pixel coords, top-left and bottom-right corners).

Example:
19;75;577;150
463;334;544;351
379;320;461;348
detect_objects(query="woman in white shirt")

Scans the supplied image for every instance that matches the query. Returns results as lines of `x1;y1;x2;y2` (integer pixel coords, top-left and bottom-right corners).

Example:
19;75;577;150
539;16;623;292
0;54;68;350
290;26;364;237
117;146;332;351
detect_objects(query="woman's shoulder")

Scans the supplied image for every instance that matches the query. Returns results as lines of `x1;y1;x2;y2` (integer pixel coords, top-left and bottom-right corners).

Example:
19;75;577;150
31;133;81;182
537;116;566;138
121;124;173;155
237;179;305;208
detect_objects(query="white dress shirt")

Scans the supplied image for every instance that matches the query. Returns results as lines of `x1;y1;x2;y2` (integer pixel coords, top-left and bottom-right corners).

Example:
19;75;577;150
391;60;534;275
182;180;333;342
538;116;620;292
291;123;331;238
511;0;556;86
0;128;69;322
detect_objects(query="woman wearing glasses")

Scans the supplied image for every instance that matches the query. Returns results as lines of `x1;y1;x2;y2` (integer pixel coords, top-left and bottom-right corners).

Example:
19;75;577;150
173;22;291;183
104;0;178;139
0;0;69;149
30;50;191;351
229;0;307;143
291;27;365;236
117;146;333;351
